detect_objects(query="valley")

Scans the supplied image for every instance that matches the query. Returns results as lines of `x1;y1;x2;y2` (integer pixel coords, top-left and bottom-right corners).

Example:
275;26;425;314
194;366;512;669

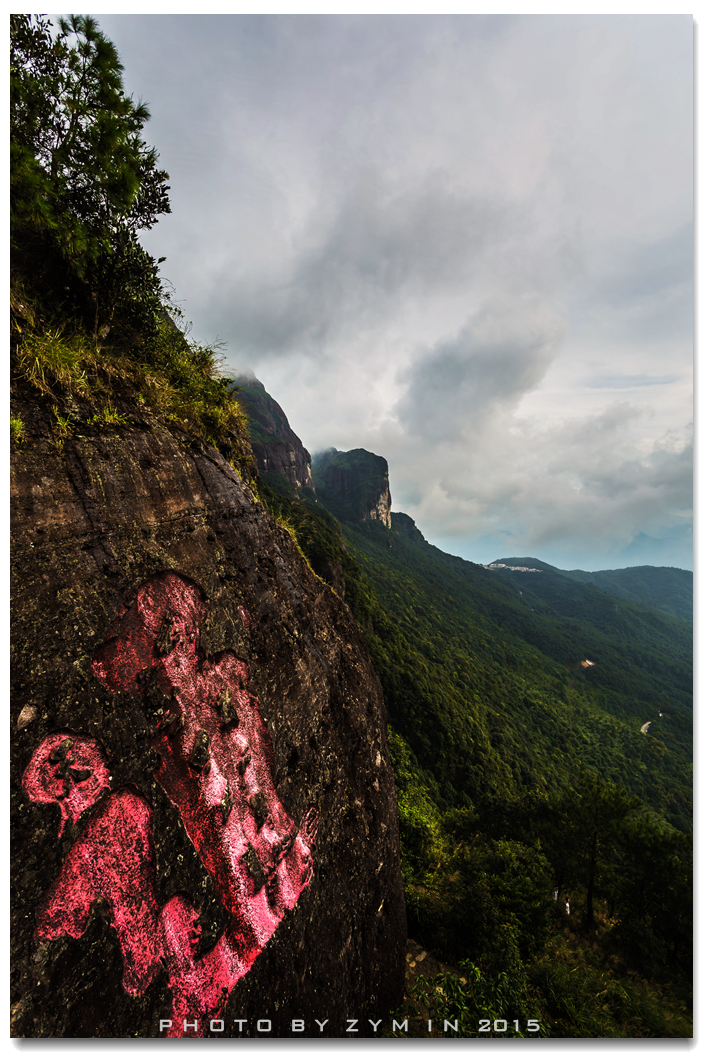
10;17;692;1036
238;378;693;1037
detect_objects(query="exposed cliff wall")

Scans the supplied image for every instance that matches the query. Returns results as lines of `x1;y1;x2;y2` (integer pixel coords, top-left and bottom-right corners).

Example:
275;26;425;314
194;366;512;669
312;449;392;529
233;375;315;497
10;386;405;1038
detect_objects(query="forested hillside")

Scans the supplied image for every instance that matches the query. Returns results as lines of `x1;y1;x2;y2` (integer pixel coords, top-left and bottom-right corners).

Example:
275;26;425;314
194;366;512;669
260;466;693;1038
558;563;693;623
10;14;692;1039
349;519;692;830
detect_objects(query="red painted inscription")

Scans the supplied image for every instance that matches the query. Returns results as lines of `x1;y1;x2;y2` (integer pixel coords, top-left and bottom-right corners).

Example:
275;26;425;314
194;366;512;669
23;572;318;1036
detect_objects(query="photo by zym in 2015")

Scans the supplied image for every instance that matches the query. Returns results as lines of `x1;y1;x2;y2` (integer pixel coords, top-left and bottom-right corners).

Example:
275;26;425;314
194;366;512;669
11;12;692;1039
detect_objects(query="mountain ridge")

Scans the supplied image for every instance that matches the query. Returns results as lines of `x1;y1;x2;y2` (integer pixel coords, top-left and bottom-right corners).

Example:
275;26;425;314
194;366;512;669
10;14;691;1036
231;372;315;497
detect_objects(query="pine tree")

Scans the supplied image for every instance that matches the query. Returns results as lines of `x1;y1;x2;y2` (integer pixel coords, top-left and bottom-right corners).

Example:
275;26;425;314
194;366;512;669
10;14;170;343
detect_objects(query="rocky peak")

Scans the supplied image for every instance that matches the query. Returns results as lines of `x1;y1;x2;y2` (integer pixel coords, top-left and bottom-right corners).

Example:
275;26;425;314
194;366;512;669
312;449;392;529
231;372;315;497
390;512;426;545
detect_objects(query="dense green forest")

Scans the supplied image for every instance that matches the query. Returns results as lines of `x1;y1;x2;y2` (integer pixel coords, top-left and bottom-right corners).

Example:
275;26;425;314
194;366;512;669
11;15;692;1039
558;563;693;623
345;520;692;825
260;479;693;1038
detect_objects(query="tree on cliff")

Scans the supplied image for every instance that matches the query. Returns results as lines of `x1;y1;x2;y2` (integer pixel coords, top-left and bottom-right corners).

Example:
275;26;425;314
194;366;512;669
10;14;170;343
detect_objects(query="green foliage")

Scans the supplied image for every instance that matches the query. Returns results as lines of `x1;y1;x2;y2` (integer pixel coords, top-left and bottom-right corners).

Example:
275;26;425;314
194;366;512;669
11;312;254;471
10;415;25;445
10;14;170;345
135;315;250;452
51;406;74;438
270;487;692;1036
406;843;546;967
397;780;444;874
537;771;639;932
15;329;94;396
10;8;251;472
255;478;370;598
530;934;692;1037
606;817;692;977
413;953;546;1037
88;403;130;428
249;439;694;1038
344;518;692;829
561;563;693;623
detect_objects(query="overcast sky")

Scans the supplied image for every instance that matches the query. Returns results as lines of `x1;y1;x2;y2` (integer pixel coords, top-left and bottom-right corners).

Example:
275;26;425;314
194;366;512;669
94;13;693;571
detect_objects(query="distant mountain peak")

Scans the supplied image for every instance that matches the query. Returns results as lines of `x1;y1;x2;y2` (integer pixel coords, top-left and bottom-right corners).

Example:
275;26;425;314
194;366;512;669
312;448;392;528
488;556;692;622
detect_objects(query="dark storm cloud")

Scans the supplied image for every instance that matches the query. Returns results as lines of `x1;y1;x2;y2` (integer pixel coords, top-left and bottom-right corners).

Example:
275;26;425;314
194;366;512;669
577;437;693;505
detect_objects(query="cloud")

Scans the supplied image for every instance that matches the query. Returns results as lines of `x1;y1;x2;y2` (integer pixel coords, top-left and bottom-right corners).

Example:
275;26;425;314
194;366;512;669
396;405;692;569
92;13;692;570
586;375;679;389
201;167;514;362
395;295;564;443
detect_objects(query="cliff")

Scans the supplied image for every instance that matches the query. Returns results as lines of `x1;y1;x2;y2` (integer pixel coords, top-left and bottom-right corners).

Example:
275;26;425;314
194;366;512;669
389;512;426;546
10;382;405;1038
232;374;315;498
312;449;392;529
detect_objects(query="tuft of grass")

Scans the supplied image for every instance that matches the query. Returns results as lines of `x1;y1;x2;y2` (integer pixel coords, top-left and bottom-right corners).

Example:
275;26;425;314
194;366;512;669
12;307;256;481
10;415;25;445
15;330;94;396
276;516;299;546
135;317;250;452
51;406;74;438
88;403;130;427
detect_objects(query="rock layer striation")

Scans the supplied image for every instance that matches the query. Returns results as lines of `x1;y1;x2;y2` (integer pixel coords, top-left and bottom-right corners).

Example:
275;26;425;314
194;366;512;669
10;390;405;1038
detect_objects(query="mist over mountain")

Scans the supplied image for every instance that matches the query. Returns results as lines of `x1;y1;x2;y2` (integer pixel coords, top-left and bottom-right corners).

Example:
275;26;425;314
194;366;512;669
11;14;691;1041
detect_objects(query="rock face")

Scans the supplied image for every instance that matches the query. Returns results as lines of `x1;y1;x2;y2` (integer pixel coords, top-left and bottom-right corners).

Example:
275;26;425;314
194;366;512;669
232;374;315;497
10;390;405;1038
390;512;426;546
312;449;392;529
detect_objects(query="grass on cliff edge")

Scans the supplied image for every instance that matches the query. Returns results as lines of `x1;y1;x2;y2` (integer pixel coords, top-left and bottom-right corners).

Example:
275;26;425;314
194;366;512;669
11;295;254;476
